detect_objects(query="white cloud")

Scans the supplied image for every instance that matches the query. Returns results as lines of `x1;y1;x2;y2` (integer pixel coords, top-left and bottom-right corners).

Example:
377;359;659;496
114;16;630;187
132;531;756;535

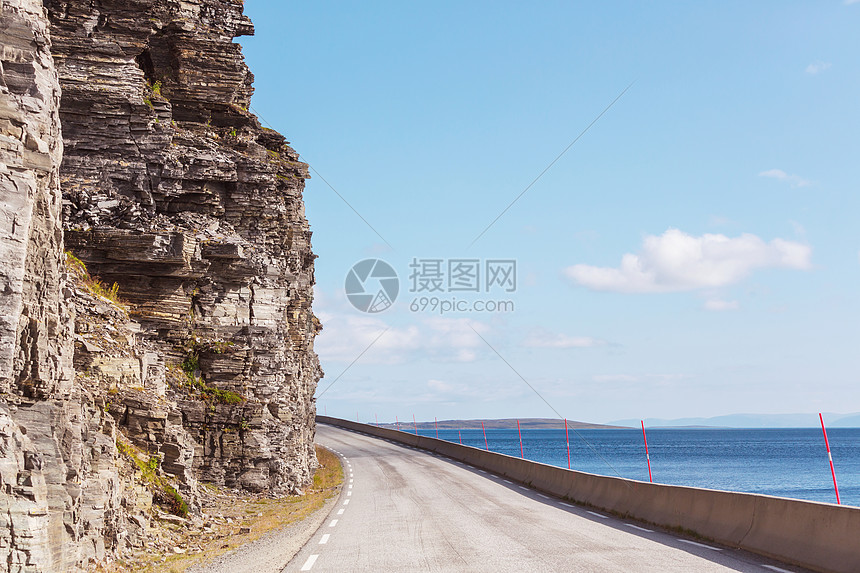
805;61;832;74
704;299;740;311
565;228;812;294
593;373;687;384
314;310;490;364
593;374;639;383
523;328;605;348
845;0;860;5
758;168;812;188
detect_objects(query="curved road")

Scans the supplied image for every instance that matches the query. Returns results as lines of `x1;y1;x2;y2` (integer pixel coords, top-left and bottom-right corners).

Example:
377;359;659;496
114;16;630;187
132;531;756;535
286;424;804;573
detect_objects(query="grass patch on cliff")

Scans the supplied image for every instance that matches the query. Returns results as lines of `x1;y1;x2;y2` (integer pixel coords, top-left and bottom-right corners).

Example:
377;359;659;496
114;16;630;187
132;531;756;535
126;445;342;573
65;251;126;308
116;436;189;518
176;342;244;405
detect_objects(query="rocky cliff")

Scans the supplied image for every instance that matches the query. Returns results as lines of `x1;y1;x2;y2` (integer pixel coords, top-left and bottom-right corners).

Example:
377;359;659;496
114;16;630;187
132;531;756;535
0;0;321;570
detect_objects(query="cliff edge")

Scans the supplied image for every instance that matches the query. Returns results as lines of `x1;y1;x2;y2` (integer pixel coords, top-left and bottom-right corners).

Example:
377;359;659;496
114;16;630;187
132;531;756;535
0;0;321;570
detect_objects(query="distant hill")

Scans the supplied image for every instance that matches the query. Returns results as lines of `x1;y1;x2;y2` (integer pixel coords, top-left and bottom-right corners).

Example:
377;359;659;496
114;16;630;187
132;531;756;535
609;412;860;429
377;418;624;430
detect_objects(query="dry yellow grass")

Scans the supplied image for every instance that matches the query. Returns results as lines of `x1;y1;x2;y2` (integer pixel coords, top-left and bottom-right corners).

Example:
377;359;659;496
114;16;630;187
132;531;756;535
100;445;342;573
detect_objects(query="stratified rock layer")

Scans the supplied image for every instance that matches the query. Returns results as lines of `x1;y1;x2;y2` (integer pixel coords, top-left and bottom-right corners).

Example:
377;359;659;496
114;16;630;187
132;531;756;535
47;0;321;494
1;2;128;571
0;0;320;569
0;0;70;401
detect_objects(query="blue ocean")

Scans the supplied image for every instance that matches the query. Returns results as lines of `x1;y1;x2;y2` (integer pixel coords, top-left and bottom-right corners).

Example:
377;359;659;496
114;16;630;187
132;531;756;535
409;427;860;507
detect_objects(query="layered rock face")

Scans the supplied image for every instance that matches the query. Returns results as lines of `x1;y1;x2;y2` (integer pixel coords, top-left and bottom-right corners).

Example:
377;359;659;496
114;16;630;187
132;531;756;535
46;0;321;494
0;0;320;569
1;2;127;571
0;0;70;402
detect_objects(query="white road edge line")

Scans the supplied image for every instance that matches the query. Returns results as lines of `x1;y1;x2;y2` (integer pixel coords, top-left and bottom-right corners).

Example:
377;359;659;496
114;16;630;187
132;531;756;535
503;480;513;484
537;494;549;499
587;511;609;519
318;534;330;545
347;491;352;496
625;524;653;533
677;539;722;551
329;519;338;527
343;499;350;505
560;502;574;508
300;554;318;571
337;508;344;515
761;566;794;573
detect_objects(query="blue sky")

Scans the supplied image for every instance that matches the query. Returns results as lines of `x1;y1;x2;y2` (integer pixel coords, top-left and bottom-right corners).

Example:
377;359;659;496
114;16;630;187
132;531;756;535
241;1;860;424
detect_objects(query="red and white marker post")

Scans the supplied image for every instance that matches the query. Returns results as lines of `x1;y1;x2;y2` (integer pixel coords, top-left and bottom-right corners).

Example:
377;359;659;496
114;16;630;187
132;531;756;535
517;419;524;458
458;428;462;444
564;418;571;470
395;415;399;431
820;413;840;505
413;414;418;435
481;421;489;451
641;420;653;483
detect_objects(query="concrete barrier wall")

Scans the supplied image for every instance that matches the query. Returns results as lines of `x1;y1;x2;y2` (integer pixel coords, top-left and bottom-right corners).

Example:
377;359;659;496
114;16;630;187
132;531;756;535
317;416;860;573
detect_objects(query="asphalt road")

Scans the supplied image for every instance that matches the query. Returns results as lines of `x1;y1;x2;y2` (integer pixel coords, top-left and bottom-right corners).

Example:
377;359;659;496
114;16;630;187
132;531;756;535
285;424;805;573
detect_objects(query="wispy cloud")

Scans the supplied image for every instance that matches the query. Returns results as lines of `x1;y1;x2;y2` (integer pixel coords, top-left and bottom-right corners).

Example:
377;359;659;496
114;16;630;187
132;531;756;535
593;374;639;383
565;228;812;294
314;309;490;364
523;328;606;348
844;0;860;5
592;373;687;385
709;215;733;227
704;299;740;311
805;61;832;75
758;168;812;188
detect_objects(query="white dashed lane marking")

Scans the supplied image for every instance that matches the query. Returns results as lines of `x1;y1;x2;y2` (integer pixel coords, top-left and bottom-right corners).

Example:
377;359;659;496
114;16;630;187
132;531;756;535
329;519;338;527
300;554;318;571
677;539;722;551
761;566;794;573
625;524;653;533
587;511;609;519
337;508;344;515
560;502;574;508
537;494;549;499
318;534;330;545
343;499;350;505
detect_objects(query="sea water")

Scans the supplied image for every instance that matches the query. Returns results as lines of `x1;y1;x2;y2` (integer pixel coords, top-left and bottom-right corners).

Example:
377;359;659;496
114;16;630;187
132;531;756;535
411;427;860;507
